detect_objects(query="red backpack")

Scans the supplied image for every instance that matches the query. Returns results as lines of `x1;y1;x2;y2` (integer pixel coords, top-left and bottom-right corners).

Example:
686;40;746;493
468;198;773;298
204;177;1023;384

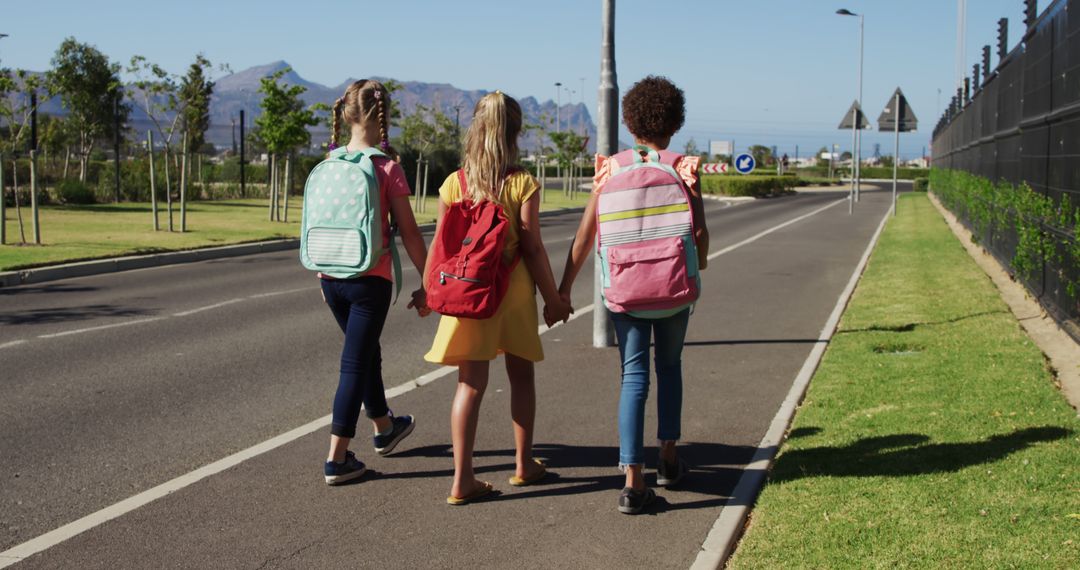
425;169;520;319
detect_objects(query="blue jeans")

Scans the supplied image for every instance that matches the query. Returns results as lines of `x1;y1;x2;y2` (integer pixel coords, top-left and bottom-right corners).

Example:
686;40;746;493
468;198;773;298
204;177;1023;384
321;277;392;439
611;309;691;467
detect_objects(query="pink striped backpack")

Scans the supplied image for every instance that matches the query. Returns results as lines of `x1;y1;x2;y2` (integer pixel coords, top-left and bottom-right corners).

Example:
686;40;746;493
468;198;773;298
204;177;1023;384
595;146;700;317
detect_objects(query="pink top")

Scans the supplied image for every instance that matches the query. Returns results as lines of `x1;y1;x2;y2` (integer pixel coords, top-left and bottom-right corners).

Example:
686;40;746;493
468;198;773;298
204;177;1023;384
368;156;412;281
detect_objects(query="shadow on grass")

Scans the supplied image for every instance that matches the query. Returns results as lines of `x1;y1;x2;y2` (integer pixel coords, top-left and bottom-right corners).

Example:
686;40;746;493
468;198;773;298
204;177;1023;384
381;441;766;511
0;304;155;326
769;426;1071;483
837;310;1008;334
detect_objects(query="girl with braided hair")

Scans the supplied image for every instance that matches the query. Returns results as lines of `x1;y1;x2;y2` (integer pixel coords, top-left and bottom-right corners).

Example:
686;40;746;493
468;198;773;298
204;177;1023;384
318;80;430;485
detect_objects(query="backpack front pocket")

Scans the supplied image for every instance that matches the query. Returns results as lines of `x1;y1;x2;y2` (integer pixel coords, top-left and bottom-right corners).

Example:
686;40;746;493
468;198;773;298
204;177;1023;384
605;237;692;305
305;227;368;267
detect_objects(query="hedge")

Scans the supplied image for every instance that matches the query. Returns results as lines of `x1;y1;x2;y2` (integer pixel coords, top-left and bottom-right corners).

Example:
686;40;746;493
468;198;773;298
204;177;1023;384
700;175;795;197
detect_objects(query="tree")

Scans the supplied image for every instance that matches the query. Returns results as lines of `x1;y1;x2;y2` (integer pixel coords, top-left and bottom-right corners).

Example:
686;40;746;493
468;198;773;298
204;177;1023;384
816;146;831;168
880;155;895;168
178;55;215;158
254;68;318;222
397;104;459;211
0;68;47;156
47;38;128;182
749;144;774;167
683;137;699;156
549;130;588;196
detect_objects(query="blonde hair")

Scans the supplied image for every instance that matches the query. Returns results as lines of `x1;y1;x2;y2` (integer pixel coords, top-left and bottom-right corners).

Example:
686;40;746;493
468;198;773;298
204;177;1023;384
461;91;522;203
330;79;396;158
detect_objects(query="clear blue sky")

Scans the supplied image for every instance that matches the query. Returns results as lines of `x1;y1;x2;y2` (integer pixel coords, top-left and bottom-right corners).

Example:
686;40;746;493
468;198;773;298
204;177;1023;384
1;0;1035;160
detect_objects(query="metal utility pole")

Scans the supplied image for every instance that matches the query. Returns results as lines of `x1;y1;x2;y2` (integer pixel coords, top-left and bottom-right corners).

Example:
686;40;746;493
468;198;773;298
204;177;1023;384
956;0;967;90
148;131;159;231
594;0;617;348
113;90;122;203
30;150;40;244
239;109;246;198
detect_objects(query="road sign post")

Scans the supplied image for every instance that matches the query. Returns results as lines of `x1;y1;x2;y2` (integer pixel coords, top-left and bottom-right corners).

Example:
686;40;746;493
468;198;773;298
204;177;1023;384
838;100;870;215
701;163;728;174
734;153;756;175
876;87;918;217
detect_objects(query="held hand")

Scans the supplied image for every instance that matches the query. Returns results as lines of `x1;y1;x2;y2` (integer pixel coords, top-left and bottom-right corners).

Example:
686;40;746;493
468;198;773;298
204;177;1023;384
407;288;432;317
543;298;573;328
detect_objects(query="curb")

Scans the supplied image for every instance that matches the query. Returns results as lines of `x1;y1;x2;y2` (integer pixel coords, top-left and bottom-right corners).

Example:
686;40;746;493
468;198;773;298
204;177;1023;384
0;206;587;289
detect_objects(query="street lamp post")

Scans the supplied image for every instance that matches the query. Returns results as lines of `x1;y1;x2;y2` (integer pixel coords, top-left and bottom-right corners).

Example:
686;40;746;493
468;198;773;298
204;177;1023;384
554;82;563;133
837;8;864;203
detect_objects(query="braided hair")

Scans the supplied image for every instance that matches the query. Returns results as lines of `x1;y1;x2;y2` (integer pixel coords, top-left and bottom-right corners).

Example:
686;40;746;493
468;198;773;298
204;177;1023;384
329;79;398;160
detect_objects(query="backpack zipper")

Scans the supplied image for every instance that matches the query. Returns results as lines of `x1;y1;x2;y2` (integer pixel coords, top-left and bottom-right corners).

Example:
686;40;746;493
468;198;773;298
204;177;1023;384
439;271;483;285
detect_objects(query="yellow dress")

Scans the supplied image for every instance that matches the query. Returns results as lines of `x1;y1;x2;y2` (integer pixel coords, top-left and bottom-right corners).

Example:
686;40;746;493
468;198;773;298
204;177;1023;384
424;170;545;366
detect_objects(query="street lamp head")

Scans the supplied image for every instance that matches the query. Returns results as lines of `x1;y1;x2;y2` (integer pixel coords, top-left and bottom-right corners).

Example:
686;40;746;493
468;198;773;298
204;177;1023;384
836;9;857;16
0;33;9;39
555;82;562;87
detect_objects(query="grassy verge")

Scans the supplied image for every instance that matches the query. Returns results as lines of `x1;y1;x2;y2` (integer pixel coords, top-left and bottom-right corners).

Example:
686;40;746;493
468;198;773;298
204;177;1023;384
728;194;1079;569
0;191;590;271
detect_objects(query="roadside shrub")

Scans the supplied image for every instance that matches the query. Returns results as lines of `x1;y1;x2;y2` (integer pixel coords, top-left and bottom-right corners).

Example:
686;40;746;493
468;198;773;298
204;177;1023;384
56;179;96;204
701;175;795;197
913;177;929;192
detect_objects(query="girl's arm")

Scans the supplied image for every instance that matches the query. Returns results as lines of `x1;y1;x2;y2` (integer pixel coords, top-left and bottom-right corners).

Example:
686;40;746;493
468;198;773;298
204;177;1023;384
688;177;710;269
389;194;428;275
519;191;571;322
558;192;599;300
421;199;449;290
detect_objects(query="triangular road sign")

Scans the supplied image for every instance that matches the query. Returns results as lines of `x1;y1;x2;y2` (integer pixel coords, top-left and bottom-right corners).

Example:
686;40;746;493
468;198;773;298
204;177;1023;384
877;88;918;132
838;100;871;130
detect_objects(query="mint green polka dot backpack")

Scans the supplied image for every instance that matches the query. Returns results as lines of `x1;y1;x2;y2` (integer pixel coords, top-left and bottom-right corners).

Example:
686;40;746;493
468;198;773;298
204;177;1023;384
299;147;401;292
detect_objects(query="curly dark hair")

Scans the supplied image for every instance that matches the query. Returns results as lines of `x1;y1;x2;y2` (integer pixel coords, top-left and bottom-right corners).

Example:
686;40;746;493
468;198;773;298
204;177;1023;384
621;76;686;142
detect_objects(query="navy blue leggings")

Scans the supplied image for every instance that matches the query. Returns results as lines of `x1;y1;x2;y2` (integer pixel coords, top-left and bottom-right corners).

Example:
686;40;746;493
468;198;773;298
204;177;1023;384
320;277;392;438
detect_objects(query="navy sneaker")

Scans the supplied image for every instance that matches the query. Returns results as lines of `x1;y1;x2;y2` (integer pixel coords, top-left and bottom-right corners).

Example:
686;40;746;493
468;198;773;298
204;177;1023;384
373;413;415;456
617;486;656;515
656;457;687;488
324;451;367;485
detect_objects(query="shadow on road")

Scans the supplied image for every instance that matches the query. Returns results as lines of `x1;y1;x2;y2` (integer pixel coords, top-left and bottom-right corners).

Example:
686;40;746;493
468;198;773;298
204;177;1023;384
768;426;1071;483
382;441;768;510
0;283;98;297
0;304;156;326
683;339;827;347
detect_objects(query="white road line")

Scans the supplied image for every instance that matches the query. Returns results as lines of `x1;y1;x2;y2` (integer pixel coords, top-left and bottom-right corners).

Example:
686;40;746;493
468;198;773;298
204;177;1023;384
708;198;846;261
690;204;892;570
173;298;246;317
0;200;843;567
0;340;28;349
247;287;313;299
36;318;166;339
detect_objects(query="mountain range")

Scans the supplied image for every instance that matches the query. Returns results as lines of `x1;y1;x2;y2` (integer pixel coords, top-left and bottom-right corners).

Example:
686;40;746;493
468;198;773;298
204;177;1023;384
31;61;596;153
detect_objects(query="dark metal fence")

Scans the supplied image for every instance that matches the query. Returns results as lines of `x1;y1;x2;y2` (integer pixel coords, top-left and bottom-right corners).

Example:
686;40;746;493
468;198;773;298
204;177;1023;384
932;0;1080;336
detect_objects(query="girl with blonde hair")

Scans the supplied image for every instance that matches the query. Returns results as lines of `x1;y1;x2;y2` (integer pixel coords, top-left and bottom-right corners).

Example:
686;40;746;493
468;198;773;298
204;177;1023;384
424;91;572;504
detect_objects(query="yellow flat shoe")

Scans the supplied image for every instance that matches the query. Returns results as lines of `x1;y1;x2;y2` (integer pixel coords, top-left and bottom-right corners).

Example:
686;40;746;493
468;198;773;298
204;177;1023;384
508;459;548;487
447;481;494;506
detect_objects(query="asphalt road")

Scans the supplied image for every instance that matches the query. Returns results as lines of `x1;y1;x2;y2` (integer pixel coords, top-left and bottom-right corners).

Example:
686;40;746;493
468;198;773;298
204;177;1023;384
0;185;899;568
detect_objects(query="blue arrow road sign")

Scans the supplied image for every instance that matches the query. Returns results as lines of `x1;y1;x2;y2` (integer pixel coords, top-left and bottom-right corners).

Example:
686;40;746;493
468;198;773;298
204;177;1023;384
735;153;756;175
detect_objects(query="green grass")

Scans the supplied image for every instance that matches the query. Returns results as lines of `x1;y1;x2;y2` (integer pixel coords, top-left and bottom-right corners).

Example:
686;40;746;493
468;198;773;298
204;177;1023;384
0;191;590;271
729;194;1080;569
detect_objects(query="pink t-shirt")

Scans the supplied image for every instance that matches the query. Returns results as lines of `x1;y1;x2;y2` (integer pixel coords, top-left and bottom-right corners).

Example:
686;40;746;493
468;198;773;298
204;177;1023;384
368;156;412;281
